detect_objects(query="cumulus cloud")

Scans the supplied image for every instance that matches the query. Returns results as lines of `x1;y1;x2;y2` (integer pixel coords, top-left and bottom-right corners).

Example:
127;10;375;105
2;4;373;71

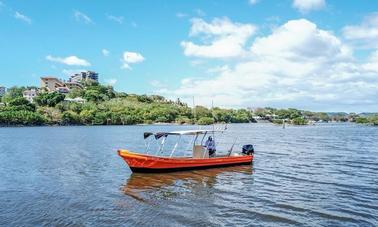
107;14;124;24
292;0;326;13
121;51;145;70
14;11;31;24
74;10;93;24
342;13;378;48
176;12;188;18
46;55;91;66
181;17;257;58
163;18;378;112
251;19;351;60
102;49;110;57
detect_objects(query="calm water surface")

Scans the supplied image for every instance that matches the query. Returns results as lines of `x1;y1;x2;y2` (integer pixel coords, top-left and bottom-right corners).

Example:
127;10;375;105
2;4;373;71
0;123;377;226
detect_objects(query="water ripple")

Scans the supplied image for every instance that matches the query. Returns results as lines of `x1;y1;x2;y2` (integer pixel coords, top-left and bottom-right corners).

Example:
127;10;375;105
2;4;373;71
0;124;377;226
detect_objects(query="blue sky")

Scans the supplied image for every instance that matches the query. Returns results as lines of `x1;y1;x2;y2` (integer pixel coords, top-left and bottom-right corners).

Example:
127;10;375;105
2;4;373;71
1;0;378;112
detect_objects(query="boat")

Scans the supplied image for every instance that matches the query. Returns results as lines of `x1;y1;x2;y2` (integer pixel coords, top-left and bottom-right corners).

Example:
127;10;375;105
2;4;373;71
118;129;254;173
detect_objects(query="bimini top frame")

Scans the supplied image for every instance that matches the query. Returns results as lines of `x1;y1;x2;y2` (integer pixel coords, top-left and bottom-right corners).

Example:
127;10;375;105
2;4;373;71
144;129;224;139
143;129;225;157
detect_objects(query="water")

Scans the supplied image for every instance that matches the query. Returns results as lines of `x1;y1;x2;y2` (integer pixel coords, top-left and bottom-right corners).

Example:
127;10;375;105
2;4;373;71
0;123;377;226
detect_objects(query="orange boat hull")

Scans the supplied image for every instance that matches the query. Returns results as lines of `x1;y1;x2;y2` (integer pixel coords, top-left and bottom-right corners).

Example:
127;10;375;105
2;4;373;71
118;150;253;173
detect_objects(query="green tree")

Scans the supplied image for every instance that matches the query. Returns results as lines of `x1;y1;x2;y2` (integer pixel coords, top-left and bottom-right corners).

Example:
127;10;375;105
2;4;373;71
0;110;45;125
292;117;308;125
61;111;81;125
197;117;214;125
34;92;65;107
1;86;25;103
355;117;369;124
7;97;36;111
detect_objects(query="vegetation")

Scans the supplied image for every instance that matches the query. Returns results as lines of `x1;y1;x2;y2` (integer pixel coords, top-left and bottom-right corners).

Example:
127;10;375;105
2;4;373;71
355;115;378;125
0;82;376;126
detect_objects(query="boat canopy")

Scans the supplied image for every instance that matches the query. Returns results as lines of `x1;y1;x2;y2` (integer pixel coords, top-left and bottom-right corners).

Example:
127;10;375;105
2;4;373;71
144;130;223;139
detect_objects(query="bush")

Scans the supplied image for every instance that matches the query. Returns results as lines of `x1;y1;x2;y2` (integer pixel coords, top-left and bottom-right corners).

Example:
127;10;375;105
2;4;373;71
272;119;284;124
355;117;369;124
34;92;65;107
197;117;214;125
292;117;308;125
0;110;46;125
7;97;36;111
369;115;378;125
176;116;192;124
61;111;81;125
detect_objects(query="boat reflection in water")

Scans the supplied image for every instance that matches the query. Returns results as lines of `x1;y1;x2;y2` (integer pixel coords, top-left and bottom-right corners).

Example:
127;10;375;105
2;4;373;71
122;165;253;202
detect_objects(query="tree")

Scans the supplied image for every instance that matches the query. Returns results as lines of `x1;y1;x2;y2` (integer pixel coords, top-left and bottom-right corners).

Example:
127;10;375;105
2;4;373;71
7;97;36;111
292;117;308;125
61;111;81;125
197;117;214;125
1;86;25;103
67;88;84;98
0;110;45;125
356;117;368;124
34;92;65;107
194;106;212;120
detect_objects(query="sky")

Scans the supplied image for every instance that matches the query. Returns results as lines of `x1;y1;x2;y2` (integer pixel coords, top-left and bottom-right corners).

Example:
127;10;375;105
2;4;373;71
1;0;378;112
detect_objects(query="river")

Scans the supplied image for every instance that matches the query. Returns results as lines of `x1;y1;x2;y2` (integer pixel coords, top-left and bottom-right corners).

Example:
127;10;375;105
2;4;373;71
0;123;377;226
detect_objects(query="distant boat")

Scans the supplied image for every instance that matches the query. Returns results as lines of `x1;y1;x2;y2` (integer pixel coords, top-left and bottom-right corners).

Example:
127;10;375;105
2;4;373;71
118;130;254;173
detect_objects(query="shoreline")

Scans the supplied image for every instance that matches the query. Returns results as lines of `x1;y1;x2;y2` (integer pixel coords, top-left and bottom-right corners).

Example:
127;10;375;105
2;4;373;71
0;121;368;128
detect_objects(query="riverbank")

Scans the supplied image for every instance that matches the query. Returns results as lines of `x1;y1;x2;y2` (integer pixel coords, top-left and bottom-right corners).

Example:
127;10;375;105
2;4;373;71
1;84;377;127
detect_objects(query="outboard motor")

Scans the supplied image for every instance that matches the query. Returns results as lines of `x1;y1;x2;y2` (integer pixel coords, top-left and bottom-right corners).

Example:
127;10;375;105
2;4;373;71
242;144;254;155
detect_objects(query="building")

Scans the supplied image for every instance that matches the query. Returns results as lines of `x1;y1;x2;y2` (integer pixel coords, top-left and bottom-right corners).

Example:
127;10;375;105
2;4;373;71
64;97;85;104
40;77;66;92
0;86;6;97
56;87;69;94
23;89;38;102
69;71;98;83
65;81;83;90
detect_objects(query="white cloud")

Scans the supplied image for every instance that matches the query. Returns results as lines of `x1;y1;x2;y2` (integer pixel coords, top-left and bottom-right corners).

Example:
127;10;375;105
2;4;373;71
74;10;93;24
121;51;145;70
362;50;378;72
181;17;257;58
163;18;378;112
248;0;259;5
14;11;31;24
176;12;188;18
292;0;326;13
102;49;110;57
105;78;117;86
251;19;351;60
107;14;124;24
342;13;378;48
46;55;91;66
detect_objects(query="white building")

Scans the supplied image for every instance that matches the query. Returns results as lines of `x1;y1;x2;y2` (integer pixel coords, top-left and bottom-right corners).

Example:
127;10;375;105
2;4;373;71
23;89;38;102
69;71;99;83
64;97;85;104
0;86;6;97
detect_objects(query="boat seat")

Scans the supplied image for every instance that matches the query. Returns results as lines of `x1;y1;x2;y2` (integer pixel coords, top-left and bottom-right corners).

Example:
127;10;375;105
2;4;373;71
193;145;209;159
